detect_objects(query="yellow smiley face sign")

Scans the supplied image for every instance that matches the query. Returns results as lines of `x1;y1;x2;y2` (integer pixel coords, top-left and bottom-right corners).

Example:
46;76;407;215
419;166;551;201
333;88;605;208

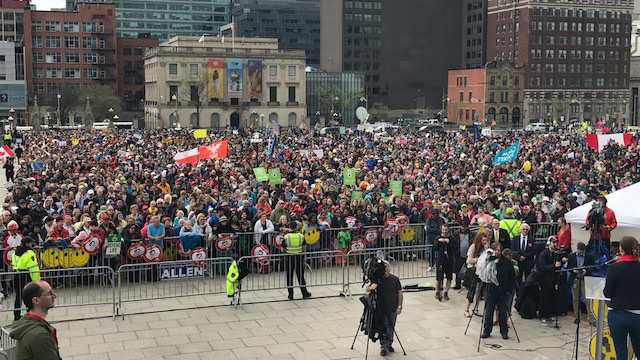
304;228;320;245
41;248;60;268
59;248;74;268
72;139;79;146
398;226;415;242
72;248;90;267
162;246;177;262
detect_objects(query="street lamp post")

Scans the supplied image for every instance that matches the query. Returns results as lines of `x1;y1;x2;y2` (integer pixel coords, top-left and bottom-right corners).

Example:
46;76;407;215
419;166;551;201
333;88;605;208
8;108;15;129
56;92;61;126
315;110;321;127
260;113;265;129
171;94;178;128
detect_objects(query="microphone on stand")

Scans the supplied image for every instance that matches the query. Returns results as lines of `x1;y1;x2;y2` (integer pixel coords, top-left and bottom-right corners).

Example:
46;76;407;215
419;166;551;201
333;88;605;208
604;256;620;265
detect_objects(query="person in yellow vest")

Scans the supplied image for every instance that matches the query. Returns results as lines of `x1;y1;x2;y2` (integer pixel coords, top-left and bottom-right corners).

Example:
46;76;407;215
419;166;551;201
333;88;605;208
499;208;522;240
12;237;40;321
283;221;311;300
4;132;12;146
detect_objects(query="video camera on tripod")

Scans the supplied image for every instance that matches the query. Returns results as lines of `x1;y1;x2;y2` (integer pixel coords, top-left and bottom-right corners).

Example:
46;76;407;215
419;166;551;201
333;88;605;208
586;202;606;232
361;254;386;287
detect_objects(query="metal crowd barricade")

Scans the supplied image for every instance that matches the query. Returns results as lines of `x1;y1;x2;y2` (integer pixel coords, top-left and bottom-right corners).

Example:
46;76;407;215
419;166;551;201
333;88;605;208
0;266;116;318
116;257;233;317
0;327;14;360
237;250;347;297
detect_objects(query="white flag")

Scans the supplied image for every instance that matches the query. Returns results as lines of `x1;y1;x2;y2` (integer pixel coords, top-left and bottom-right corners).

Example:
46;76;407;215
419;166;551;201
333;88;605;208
198;35;205;43
221;35;224;43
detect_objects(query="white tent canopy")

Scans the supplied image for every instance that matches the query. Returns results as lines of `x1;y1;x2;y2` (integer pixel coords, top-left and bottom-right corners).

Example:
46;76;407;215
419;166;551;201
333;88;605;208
565;181;640;228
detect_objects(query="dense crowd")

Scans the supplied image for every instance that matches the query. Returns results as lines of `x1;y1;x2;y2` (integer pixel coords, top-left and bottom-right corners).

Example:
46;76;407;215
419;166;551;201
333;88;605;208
0;126;637;263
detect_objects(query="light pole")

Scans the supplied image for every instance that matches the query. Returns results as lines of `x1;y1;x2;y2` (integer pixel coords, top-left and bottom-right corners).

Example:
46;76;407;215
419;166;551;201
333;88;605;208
56;92;61;126
9;108;15;129
171;94;178;128
260;113;265;129
251;110;258;129
360;96;368;110
108;107;114;128
315;110;321;127
571;99;581;123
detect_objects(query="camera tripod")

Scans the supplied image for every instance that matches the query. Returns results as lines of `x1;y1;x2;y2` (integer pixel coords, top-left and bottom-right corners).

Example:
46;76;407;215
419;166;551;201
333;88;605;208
350;290;407;359
464;282;520;352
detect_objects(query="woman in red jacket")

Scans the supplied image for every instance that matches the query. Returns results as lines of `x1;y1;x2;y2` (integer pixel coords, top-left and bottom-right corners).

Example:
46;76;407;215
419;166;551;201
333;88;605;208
556;217;571;255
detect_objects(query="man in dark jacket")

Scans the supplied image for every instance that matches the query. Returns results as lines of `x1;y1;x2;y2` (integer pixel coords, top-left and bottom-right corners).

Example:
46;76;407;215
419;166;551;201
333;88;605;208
481;242;515;339
453;220;475;289
567;242;596;324
9;280;61;360
433;224;459;301
538;237;566;325
511;223;535;285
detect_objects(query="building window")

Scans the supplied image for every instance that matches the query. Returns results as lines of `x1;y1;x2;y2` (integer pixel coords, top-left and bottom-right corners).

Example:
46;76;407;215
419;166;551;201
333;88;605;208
32;36;43;48
169;85;178;100
63;22;79;32
189;64;198;75
490;76;495;86
45;36;61;48
269;86;277;102
33;68;44;78
46;68;62;78
64;36;79;48
288;86;296;103
489;92;495;102
33;53;43;63
83;53;97;64
64;68;81;79
459;91;464;101
65;53;80;63
288;112;297;127
82;37;97;49
169;63;178;75
596;78;604;87
469;91;473;102
287;65;296;77
83;68;97;79
210;113;220;127
514;76;519;86
44;21;60;32
82;22;96;33
34;83;44;93
502;76;507;86
45;52;61;63
123;47;132;55
269;65;277;76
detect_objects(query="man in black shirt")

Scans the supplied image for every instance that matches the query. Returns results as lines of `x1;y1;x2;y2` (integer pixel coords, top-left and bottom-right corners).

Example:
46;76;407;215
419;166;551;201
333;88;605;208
434;224;459;301
481;242;515;339
366;262;403;357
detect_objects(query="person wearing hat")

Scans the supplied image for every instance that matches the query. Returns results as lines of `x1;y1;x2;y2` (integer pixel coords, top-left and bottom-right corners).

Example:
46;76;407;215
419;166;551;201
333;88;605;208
270;199;290;224
6;220;24;248
537;237;567;325
499;208;521;240
586;195;617;257
12;237;40;321
283;220;311;300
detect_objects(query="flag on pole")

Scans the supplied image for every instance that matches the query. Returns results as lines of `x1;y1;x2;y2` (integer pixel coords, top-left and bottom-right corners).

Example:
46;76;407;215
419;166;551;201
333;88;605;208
221;35;225;43
270;118;280;136
242;36;245;48
586;133;633;151
0;146;15;159
174;148;200;164
198;34;205;43
198;140;229;159
267;137;278;159
220;21;234;34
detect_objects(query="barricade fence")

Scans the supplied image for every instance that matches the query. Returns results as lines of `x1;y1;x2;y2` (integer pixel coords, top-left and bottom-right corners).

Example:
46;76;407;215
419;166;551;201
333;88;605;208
0;221;558;322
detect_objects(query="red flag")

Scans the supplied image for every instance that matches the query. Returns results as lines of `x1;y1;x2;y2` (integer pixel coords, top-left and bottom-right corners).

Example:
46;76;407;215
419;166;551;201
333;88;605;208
586;133;633;151
174;148;200;164
199;140;228;159
0;146;15;159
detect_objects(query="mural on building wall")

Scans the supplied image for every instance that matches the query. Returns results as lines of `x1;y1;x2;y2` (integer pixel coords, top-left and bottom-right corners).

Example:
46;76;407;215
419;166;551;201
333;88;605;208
208;58;224;99
248;60;263;99
227;58;243;98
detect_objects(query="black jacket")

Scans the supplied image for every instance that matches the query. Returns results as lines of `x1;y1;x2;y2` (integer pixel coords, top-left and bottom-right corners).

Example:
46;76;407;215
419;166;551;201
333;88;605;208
566;252;596;285
604;259;640;311
433;234;458;264
511;234;535;266
490;227;511;250
487;256;515;296
537;249;559;287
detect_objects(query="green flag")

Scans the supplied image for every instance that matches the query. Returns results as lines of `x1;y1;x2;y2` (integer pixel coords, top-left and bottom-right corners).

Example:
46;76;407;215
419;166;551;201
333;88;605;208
268;168;282;185
351;191;363;201
343;168;356;186
390;181;403;196
253;167;269;182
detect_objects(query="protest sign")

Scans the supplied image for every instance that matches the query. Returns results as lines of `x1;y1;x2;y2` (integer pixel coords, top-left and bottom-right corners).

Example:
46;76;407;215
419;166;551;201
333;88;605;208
343;168;356;185
390;181;403;196
351;191;363;201
105;235;122;256
268;168;282;185
494;140;520;165
253;167;269;182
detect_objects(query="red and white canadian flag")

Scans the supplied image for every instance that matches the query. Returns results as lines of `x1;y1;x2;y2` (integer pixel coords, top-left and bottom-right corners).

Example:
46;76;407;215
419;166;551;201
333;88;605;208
174;148;200;164
586;133;633;152
198;140;228;159
0;146;15;159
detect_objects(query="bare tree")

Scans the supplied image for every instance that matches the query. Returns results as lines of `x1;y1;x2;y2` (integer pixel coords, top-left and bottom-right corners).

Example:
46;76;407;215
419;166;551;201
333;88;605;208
46;85;81;125
180;68;210;128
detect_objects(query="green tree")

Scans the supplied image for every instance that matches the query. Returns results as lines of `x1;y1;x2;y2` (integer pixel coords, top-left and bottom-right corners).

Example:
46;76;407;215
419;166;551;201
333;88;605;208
368;102;390;122
84;85;122;123
180;68;209;128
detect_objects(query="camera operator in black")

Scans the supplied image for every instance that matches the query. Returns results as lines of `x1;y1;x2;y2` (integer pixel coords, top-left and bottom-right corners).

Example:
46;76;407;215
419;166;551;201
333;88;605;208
366;261;403;357
434;224;459;301
481;242;515;339
586;195;617;256
538;237;567;325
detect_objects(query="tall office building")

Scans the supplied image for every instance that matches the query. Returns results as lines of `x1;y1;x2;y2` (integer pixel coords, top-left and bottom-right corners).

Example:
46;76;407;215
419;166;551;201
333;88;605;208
462;0;487;69
320;0;463;110
231;0;320;66
0;0;29;125
67;0;230;40
487;0;633;125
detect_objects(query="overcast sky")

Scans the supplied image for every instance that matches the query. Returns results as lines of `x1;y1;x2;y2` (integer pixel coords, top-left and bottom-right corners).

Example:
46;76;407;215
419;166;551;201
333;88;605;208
32;0;65;10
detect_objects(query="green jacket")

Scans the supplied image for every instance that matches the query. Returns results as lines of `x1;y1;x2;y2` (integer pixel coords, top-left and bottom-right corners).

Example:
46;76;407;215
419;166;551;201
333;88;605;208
9;313;61;360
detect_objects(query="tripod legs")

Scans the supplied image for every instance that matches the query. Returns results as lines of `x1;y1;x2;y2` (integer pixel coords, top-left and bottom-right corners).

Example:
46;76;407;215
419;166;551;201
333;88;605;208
393;328;407;355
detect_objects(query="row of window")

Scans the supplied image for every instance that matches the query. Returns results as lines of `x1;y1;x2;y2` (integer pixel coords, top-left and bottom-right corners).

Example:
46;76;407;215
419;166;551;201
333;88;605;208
167;63;298;77
33;68;106;79
33;82;101;93
344;25;382;35
344;50;382;59
529;49;626;60
528;35;628;46
530;63;626;74
530;7;626;19
344;1;382;10
166;84;298;103
530;21;626;33
32;36;106;49
32;52;102;64
31;21;103;33
344;38;381;47
488;91;520;103
458;109;480;122
529;76;627;87
344;13;381;22
343;62;381;71
489;75;521;87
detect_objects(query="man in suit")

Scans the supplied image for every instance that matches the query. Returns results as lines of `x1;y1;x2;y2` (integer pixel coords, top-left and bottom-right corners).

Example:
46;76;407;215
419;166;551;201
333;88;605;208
567;242;596;324
511;223;535;285
490;218;511;250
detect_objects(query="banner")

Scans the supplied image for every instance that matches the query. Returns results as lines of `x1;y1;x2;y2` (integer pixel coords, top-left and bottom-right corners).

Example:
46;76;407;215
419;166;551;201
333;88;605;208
193;129;207;139
208;58;224;99
227;58;243;98
253;167;269;182
248;59;262;99
105;235;122;256
494;140;520;165
198;140;228;159
351;191;363;201
390;181;403;196
343;168;356;186
268;168;281;185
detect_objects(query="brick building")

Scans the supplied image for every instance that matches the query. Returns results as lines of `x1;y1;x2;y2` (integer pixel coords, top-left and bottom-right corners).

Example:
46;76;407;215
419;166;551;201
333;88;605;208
487;0;633;126
117;36;158;115
24;2;118;119
447;68;485;124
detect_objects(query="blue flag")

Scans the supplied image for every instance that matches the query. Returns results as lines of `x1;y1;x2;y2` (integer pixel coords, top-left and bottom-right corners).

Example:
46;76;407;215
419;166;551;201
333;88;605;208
267;136;278;159
494;140;520;165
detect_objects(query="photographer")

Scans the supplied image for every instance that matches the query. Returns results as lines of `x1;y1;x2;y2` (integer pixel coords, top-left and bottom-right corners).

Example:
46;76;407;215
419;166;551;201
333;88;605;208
434;224;459;301
481;242;515;339
366;261;403;357
538;237;567;325
567;242;595;324
586;195;617;256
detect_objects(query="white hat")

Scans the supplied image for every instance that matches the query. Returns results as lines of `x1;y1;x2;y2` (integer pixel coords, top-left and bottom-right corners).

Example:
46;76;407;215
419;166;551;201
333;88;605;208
542;196;550;202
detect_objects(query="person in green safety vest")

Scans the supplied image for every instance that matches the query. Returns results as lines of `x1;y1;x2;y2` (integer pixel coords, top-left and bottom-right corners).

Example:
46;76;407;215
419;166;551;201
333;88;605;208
283;221;311;300
4;132;12;146
12;237;40;321
226;260;239;298
461;124;467;132
499;208;522;240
